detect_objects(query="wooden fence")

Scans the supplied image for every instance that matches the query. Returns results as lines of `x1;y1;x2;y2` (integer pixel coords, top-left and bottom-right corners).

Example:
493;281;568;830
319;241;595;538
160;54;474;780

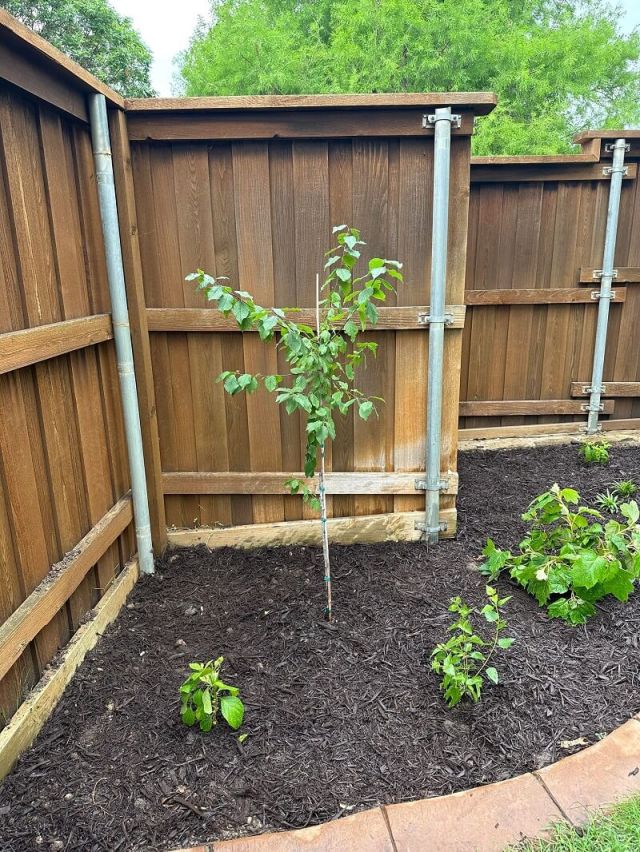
123;94;494;540
0;14;136;724
2;6;640;739
461;134;640;439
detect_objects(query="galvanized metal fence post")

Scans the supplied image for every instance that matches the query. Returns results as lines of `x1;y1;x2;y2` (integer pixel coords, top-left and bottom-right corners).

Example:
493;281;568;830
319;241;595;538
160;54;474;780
421;107;458;544
586;138;627;434
88;94;155;574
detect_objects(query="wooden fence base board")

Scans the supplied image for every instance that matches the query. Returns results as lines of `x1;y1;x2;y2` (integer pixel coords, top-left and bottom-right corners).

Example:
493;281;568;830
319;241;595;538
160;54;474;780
459;427;640;453
167;509;456;550
0;559;139;781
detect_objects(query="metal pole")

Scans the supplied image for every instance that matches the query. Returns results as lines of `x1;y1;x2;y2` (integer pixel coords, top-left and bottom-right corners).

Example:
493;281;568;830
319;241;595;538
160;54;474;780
586;138;627;434
88;94;155;574
424;107;456;544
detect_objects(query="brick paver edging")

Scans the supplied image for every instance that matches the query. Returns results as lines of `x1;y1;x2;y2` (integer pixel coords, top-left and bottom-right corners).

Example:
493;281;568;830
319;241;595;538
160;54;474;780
174;713;640;852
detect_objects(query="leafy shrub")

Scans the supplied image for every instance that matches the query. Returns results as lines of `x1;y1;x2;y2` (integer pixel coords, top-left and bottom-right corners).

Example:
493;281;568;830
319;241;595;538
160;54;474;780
179;657;244;732
482;484;640;625
431;586;514;707
579;439;610;465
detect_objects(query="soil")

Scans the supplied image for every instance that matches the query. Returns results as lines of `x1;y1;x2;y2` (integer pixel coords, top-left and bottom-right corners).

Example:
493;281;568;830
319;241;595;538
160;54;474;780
3;445;640;852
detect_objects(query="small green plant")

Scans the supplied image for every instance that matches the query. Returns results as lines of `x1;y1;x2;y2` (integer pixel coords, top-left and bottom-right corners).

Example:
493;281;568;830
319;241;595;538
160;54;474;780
189;226;403;621
595;489;620;515
482;484;640;625
613;479;638;498
430;586;514;708
179;657;244;732
579;439;610;465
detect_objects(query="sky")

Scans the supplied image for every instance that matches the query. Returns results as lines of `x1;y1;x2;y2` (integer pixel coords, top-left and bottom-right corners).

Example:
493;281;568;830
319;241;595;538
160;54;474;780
112;0;640;97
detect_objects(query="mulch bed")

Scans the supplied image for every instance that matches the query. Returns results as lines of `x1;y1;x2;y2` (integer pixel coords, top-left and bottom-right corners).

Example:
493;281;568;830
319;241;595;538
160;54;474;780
3;444;640;851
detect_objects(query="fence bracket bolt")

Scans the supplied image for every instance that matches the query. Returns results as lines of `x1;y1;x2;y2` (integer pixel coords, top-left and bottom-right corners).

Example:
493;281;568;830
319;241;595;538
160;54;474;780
591;290;617;300
582;385;606;395
592;269;617;279
418;312;454;326
581;402;604;413
423;113;462;129
415;477;449;491
603;165;628;176
605;142;631;153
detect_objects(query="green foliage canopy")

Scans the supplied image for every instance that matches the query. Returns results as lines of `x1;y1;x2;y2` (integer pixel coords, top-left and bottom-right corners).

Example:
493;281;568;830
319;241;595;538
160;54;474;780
178;0;640;154
5;0;155;97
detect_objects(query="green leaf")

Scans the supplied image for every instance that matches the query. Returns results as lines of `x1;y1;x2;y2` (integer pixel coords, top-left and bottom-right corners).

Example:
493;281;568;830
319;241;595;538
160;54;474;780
201;689;212;716
571;552;609;590
497;637;515;649
336;268;351;282
220;695;245;730
223;374;239;395
238;732;249;743
232;300;250;324
264;375;280;392
621;501;640;524
358;400;374;421
181;706;196;726
485;667;499;685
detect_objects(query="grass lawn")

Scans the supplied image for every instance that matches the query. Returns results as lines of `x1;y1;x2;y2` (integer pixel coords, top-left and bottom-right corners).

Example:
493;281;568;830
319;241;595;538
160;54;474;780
517;796;640;850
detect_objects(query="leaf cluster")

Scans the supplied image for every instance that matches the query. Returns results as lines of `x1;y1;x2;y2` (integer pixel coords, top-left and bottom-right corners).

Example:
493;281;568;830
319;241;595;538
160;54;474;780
188;226;403;503
431;586;514;707
177;0;640;155
4;0;155;97
481;484;640;625
179;657;245;732
579;439;611;465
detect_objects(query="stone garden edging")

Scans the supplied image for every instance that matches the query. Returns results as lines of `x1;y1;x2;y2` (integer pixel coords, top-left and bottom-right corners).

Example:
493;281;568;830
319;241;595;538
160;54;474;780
174;713;640;851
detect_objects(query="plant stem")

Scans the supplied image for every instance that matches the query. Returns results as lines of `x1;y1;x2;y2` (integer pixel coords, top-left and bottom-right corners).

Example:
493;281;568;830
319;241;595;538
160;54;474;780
316;272;332;622
319;443;332;621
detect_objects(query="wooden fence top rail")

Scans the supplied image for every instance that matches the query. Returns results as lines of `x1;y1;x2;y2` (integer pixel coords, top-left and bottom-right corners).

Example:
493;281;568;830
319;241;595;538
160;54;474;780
125;92;498;115
0;9;123;111
574;129;640;142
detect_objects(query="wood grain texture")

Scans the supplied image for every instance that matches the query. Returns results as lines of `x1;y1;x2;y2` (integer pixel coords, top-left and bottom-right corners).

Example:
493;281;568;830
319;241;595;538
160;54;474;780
570;381;640;398
464;288;626;305
460;399;615;416
126;110;476;142
162;471;459;496
125;92;497;113
167;509;457;549
579;267;640;283
0;559;138;781
0;496;132;683
471;163;637;183
146;305;466;330
0;314;112;374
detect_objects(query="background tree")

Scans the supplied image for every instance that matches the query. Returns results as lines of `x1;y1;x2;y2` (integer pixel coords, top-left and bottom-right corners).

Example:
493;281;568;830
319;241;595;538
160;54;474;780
5;0;155;97
178;0;640;155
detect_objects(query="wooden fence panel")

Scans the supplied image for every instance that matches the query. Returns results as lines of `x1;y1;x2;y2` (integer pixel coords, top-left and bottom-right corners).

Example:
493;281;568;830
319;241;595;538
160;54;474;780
461;141;640;435
128;104;476;533
0;79;135;724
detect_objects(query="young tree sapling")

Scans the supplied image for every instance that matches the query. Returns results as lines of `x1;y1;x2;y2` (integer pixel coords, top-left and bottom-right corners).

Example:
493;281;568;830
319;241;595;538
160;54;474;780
187;226;403;621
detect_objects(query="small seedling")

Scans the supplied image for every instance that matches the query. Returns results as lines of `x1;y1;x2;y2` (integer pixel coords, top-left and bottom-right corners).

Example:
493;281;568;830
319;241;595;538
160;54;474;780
595;489;620;514
613;479;638;498
179;657;244;732
579;439;610;465
431;587;514;708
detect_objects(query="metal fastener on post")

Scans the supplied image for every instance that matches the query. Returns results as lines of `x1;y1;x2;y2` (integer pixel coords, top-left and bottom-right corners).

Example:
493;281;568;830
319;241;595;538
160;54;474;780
88;94;155;574
586;137;627;434
421;107;455;544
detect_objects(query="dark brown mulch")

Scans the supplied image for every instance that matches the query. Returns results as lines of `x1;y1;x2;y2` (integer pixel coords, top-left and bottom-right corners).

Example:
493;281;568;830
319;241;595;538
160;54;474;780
2;444;640;851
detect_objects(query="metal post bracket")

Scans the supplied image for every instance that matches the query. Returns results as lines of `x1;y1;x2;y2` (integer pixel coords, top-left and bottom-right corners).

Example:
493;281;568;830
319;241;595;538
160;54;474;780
415;477;450;491
417;312;454;326
423;113;462;129
603;165;628;176
591;290;618;300
415;520;449;534
592;269;617;279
